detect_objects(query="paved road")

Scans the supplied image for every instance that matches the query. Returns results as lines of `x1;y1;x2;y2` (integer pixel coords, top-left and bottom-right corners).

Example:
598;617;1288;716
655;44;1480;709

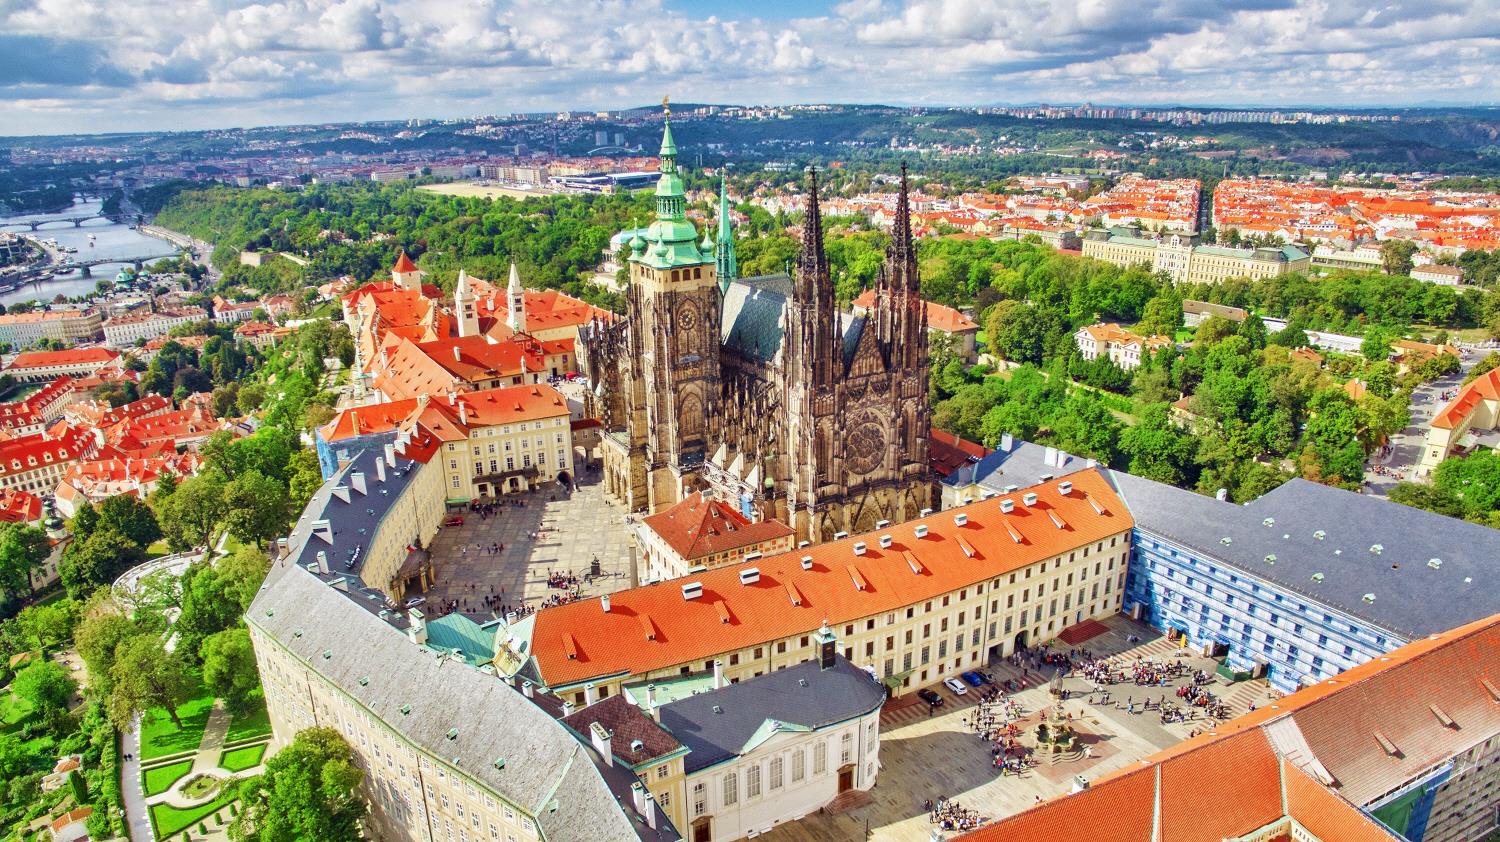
121;718;153;842
1364;350;1480;496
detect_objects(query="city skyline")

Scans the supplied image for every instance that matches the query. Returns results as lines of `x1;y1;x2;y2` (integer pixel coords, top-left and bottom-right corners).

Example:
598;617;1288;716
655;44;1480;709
3;0;1500;136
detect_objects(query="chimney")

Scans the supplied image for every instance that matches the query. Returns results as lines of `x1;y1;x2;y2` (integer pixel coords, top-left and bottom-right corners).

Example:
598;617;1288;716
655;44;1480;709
521;680;534;698
600;593;610;613
351;472;367;495
1043;446;1058;467
313;519;334;544
1000;433;1014;452
646;683;657;712
275;537;289;559
407;608;427;645
630;782;647;815
505;611;518;625
1000;499;1015;514
452;346;461;363
643;793;658;830
713;660;725;689
584;683;597;706
589;722;612;765
1058;480;1073;496
458;401;467;426
384;442;397;467
561;700;574;716
375;456;386;483
1216;488;1229;502
1023;492;1039;507
953;513;968;527
314;551;329;574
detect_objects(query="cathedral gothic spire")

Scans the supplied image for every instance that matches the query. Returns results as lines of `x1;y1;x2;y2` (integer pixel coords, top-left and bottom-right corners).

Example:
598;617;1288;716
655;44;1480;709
715;174;738;294
791;168;838;387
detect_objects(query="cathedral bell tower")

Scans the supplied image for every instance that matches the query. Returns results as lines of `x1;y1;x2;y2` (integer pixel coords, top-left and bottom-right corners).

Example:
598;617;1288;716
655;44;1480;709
628;100;721;511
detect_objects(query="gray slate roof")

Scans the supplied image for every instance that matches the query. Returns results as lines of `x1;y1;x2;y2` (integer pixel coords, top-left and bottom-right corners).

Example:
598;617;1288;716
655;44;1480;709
658;657;885;775
720;275;787;364
1107;471;1500;639
943;437;1091;491
253;446;679;842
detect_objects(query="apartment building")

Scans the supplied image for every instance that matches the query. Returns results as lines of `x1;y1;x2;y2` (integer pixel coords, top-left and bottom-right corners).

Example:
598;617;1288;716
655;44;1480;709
1082;229;1310;285
0;425;92;495
4;348;119;383
1421;366;1500;472
101;306;208;348
318;383;575;506
0;310;103;349
0;376;76;436
1073;323;1171;371
1113;470;1500;695
637;491;796;583
499;470;1134;704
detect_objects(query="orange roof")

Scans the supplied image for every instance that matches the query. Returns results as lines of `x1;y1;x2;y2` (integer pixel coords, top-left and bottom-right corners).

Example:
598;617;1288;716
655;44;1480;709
929;426;990;477
1432;367;1500;430
0;488;42;523
319;397;422;443
850;290;979;333
7;347;117;370
48;806;91;832
393;250;419;273
526;469;1130;687
0;425;90;479
641;492;795;562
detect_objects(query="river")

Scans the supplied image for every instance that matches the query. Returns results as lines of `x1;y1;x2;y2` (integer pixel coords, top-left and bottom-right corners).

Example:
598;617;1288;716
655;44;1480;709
0;198;181;307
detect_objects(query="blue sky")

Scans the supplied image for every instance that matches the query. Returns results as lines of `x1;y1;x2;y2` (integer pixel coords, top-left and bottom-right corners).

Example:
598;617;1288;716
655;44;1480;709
2;0;1498;136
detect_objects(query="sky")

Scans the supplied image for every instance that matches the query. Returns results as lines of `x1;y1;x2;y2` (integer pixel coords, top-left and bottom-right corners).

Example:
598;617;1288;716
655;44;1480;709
3;0;1500;136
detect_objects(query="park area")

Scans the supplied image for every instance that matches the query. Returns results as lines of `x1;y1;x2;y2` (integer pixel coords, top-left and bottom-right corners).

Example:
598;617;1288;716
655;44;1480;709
136;670;273;841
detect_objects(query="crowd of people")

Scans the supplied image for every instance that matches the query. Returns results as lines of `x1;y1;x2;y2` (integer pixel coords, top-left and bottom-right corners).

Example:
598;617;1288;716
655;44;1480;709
924;797;987;833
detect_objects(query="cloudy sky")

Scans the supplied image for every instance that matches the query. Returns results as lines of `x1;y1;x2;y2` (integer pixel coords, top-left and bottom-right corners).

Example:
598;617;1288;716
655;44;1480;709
3;0;1499;136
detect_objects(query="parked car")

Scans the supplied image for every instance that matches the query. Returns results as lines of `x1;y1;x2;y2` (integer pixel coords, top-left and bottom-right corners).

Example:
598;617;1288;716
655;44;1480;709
917;688;944;707
961;670;985;687
404;597;426;609
943;677;969;695
444;515;465;526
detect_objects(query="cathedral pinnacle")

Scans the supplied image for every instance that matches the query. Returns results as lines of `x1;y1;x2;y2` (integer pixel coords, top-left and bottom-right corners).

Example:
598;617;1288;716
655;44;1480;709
715;174;738;290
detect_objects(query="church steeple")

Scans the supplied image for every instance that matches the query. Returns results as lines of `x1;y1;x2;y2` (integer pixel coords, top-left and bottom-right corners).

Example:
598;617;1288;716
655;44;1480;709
889;163;918;291
791;169;838;387
633;97;706;270
715;175;737;293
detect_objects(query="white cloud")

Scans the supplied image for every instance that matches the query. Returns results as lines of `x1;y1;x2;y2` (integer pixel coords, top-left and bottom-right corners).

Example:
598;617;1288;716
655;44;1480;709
2;0;1499;134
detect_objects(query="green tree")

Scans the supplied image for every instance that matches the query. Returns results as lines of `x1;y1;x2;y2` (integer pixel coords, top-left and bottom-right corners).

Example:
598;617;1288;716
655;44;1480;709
74;596;148;697
15;600;76;651
286;450;324;509
200;629;259;713
107;634;191;730
68;768;88;805
0;522;50;596
1303;390;1367;488
1464;351;1500;385
223;471;291;548
1360;329;1394;363
11;659;75;714
60;530;145;600
1118;404;1198;486
1137;293;1183;338
69;502;99;543
1380;240;1417;276
97;495;162;549
1433;451;1500;521
230;727;365;842
156;473;227;550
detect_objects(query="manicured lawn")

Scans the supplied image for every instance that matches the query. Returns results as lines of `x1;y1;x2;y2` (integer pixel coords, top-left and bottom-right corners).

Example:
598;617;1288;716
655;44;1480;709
0;691;34;732
149;791;235;838
218;744;265;773
139;672;214;760
145;539;171;559
143;759;194;797
224;696;270;743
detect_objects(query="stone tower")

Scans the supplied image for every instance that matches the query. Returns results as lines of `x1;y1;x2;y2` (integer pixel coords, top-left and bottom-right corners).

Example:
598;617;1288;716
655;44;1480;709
627;110;721;511
505;262;526;332
392;250;421;291
454;269;480;337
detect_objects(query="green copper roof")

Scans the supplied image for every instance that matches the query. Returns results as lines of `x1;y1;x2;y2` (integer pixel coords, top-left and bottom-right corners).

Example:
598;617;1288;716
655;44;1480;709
424;614;497;666
659;119;678;159
633;116;707;270
715;175;738;291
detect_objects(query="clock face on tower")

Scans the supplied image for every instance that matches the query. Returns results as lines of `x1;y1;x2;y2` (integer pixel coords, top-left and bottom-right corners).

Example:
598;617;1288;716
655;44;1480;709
676;302;699;330
846;420;887;475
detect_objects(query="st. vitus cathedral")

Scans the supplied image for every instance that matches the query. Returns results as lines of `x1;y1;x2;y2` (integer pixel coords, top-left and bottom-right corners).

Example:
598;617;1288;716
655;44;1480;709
583;114;933;542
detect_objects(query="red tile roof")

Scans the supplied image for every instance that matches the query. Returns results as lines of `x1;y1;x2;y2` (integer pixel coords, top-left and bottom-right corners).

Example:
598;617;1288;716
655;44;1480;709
1433;367;1500;430
7;347;118;370
393;251;418;273
526;469;1131;687
641;492;795;563
851;289;979;333
929;426;990;478
560;694;683;767
0;488;42;523
0;424;90;479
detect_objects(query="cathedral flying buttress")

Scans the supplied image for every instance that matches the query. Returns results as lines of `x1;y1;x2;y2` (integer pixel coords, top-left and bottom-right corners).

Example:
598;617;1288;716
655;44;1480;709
583;116;933;543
